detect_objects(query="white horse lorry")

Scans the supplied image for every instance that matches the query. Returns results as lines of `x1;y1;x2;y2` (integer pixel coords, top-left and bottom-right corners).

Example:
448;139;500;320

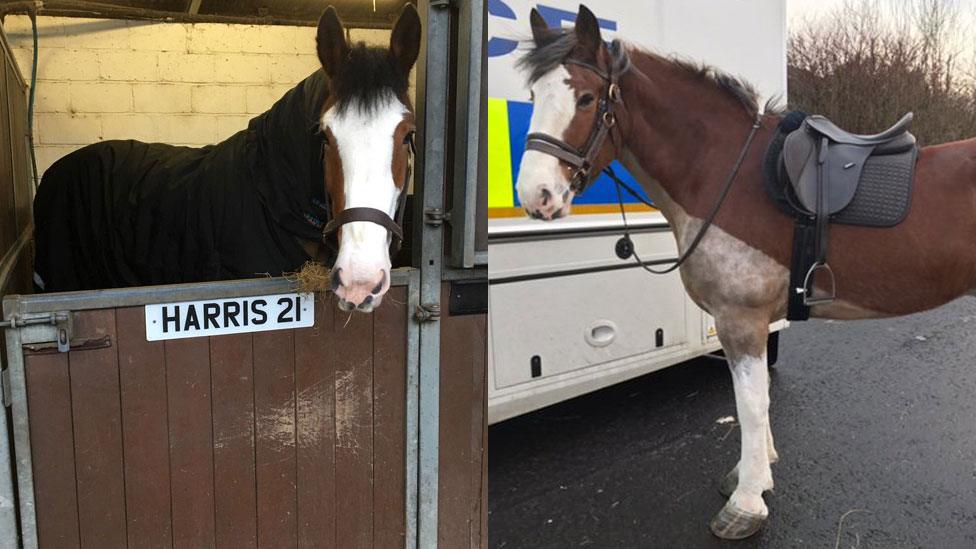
488;0;788;424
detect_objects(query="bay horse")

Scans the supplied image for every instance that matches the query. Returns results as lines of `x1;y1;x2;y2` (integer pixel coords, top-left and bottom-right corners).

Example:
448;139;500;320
516;5;976;539
32;5;420;313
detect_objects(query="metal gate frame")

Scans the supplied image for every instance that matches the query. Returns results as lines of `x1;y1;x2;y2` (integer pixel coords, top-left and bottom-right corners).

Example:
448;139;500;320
0;269;426;549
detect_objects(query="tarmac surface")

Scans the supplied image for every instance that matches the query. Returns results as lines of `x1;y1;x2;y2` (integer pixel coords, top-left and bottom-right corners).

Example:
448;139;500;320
489;299;976;548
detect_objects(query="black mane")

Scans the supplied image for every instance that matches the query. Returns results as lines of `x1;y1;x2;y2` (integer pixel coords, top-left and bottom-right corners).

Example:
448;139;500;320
518;30;762;115
331;43;409;114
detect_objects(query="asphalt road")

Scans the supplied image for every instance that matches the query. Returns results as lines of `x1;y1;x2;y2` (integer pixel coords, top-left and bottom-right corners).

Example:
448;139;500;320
489;299;976;548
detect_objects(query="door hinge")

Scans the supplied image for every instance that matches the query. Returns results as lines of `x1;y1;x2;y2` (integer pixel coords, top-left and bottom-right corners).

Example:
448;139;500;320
414;303;441;323
423;208;451;227
430;0;455;9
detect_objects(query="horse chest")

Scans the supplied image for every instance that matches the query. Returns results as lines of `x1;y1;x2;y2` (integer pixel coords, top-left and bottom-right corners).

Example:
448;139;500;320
671;213;789;317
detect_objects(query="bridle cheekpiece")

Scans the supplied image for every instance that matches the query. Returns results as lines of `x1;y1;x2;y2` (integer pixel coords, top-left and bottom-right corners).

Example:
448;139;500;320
524;43;630;195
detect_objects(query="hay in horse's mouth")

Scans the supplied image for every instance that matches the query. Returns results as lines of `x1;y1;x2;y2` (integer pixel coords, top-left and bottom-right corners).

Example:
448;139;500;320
286;261;333;293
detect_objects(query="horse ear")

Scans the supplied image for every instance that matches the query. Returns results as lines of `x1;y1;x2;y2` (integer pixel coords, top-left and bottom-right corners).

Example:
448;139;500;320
317;6;348;78
529;8;550;45
390;4;422;75
575;4;602;53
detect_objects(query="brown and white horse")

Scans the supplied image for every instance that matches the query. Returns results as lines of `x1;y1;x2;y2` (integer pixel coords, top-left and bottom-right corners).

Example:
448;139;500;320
516;5;976;539
313;6;420;312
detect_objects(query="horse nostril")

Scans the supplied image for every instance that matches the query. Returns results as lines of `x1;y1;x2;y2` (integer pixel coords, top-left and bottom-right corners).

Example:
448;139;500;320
540;188;552;206
330;268;343;291
371;271;387;295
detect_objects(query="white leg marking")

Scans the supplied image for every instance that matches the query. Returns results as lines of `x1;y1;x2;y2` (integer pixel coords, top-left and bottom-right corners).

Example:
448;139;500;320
728;353;773;516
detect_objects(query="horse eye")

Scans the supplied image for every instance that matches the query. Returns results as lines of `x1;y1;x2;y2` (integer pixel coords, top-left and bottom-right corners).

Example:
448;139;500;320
576;93;595;109
403;131;415;145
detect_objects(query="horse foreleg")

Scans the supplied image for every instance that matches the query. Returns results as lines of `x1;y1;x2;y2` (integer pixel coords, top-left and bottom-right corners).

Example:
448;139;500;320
718;414;779;498
710;315;774;540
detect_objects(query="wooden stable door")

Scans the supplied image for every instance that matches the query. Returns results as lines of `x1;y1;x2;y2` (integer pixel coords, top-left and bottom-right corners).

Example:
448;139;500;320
23;291;410;548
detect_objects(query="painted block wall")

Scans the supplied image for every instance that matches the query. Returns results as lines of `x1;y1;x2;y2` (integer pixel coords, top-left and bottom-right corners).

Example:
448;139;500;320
1;16;398;178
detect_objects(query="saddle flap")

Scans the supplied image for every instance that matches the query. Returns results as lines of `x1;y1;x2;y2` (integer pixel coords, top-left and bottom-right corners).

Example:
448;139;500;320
782;130;871;215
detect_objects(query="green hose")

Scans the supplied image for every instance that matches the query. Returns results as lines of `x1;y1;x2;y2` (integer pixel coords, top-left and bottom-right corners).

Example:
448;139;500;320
27;8;38;188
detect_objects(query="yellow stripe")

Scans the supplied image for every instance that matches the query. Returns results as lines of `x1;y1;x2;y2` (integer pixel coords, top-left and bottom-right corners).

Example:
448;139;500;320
487;98;515;208
488;204;658;218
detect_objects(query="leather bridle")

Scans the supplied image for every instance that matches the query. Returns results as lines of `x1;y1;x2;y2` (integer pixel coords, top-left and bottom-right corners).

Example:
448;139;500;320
321;131;415;253
524;50;628;195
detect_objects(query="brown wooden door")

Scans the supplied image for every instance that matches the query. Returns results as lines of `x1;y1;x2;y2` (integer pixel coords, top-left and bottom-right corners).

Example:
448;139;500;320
23;290;408;548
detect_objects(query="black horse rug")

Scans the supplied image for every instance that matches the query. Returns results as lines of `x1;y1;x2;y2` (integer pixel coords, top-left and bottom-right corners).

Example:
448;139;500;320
33;70;333;292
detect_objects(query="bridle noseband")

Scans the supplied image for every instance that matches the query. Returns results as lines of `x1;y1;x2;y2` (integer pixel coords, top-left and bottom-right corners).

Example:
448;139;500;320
321;131;415;252
524;47;629;195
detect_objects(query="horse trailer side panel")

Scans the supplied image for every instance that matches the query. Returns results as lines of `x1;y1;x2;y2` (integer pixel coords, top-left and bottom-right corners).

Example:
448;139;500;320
438;293;488;549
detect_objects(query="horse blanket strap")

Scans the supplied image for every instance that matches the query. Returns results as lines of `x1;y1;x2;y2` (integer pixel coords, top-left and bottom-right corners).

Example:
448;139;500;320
524;43;629;195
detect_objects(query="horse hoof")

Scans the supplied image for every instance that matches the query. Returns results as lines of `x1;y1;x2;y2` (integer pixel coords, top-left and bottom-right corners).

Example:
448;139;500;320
709;502;766;540
719;468;738;498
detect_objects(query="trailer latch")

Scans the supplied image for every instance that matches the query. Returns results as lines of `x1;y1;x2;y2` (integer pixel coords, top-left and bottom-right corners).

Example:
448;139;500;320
0;312;72;353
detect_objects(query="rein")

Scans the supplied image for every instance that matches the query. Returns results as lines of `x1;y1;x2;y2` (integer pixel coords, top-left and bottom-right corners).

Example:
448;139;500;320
609;113;763;275
523;48;764;275
321;131;415;252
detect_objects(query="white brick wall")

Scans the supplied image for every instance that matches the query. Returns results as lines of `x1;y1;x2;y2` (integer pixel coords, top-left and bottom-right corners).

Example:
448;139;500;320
2;16;402;176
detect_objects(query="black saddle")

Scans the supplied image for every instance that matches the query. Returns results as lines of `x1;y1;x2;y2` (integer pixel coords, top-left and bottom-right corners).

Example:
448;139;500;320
763;111;919;320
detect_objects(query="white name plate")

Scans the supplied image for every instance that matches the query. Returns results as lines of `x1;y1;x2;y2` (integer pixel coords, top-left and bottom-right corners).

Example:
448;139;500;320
145;293;314;341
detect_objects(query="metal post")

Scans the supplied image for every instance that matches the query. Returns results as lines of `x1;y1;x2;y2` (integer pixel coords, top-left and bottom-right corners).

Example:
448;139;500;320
3;298;36;549
416;0;451;546
0;354;18;549
403;269;421;549
448;0;486;269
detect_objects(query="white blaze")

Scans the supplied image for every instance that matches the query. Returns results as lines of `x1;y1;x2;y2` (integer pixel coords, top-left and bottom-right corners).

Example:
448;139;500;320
516;66;576;207
321;93;406;289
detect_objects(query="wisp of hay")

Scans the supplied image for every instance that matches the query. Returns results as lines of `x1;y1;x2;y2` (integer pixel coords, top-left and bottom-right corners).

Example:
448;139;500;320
285;261;333;293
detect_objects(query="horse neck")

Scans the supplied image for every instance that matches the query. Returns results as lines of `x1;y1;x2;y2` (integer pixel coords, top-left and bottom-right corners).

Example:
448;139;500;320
617;51;762;217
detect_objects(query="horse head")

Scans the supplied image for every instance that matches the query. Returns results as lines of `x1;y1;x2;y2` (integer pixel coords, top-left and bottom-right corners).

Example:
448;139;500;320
315;5;421;312
516;5;629;220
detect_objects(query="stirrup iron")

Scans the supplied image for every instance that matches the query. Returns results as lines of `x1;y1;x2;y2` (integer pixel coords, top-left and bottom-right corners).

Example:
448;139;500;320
800;262;836;306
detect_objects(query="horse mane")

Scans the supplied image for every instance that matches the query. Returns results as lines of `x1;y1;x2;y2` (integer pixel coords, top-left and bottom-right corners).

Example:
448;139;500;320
330;43;409;114
518;30;773;116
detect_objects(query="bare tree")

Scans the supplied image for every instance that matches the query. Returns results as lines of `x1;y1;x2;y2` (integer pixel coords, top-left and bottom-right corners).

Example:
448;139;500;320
788;0;976;146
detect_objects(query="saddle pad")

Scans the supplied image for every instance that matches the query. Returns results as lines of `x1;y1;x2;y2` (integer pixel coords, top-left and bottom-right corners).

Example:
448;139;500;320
762;112;917;228
831;150;916;226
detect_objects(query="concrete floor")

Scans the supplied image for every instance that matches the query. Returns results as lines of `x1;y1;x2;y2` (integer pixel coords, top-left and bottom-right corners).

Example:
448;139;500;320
489;299;976;548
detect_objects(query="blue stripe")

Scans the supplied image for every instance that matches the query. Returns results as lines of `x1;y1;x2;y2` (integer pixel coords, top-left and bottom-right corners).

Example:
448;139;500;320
507;100;651;206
